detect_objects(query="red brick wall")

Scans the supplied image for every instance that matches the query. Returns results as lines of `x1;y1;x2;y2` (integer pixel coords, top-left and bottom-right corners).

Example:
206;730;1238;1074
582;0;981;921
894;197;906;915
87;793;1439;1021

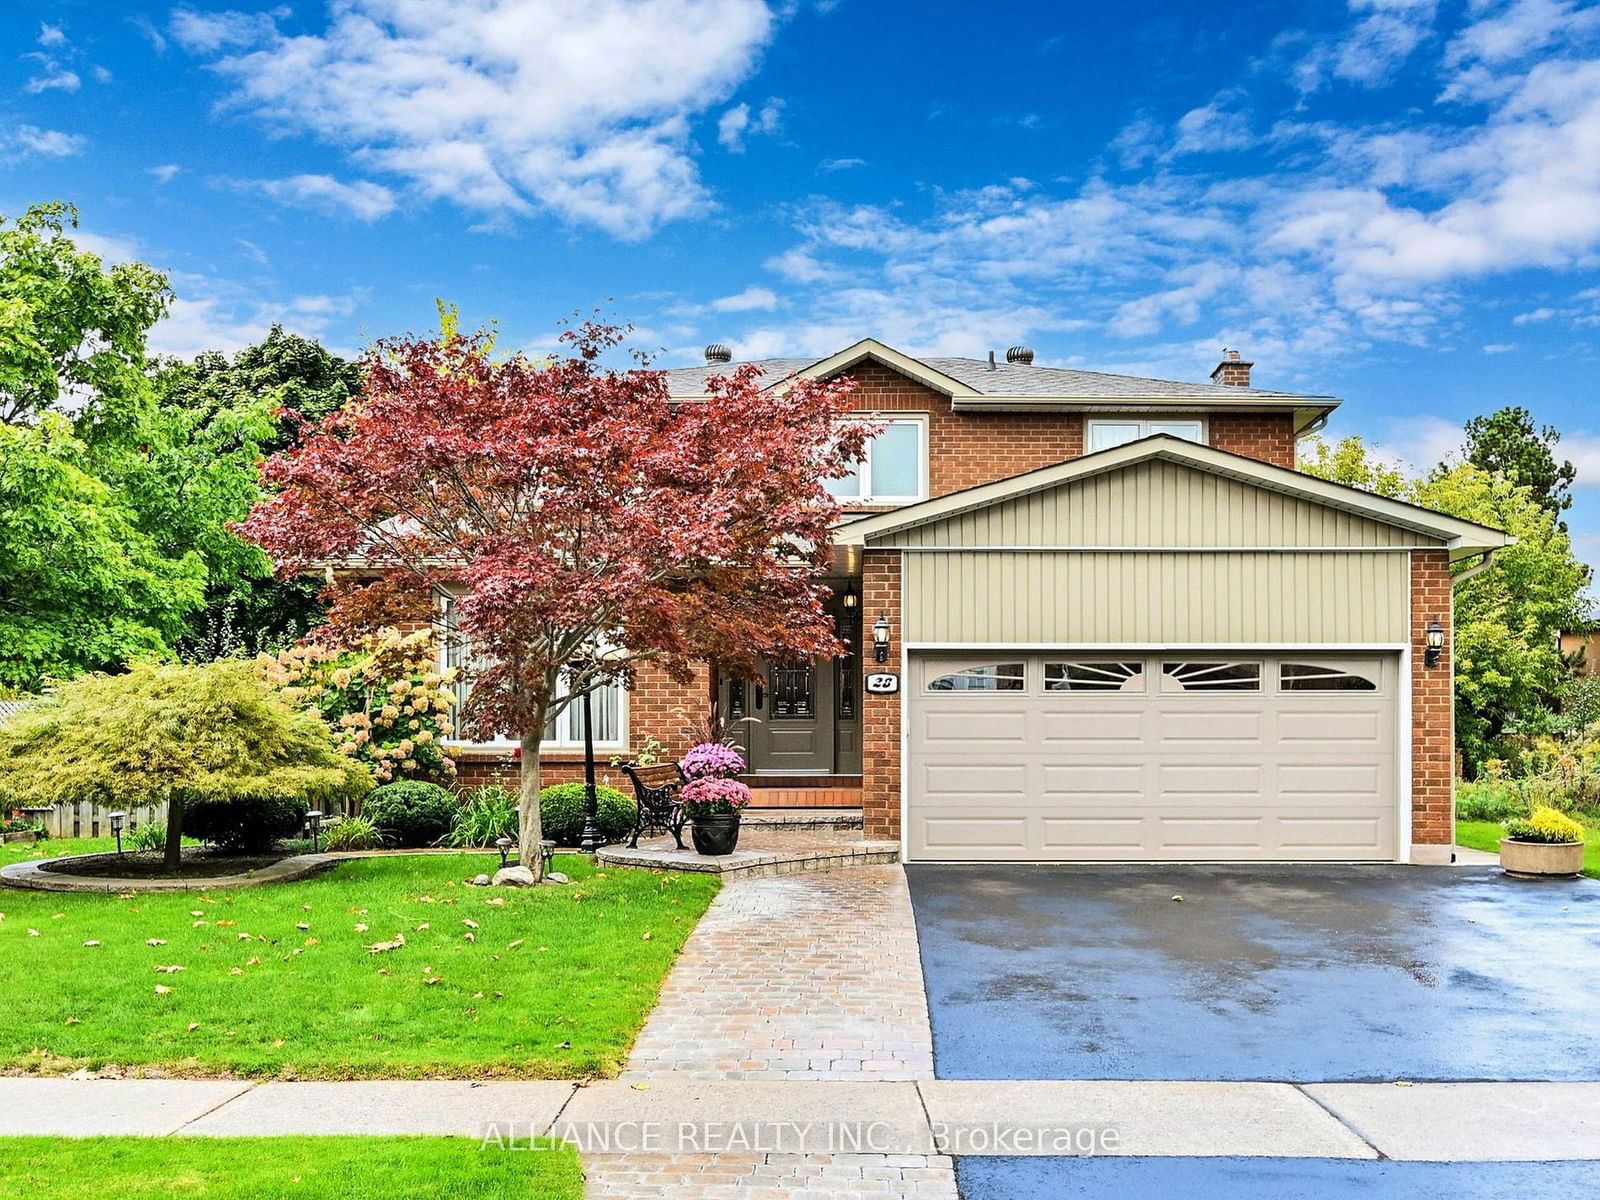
1209;412;1297;468
860;550;903;840
1411;550;1455;849
839;362;1084;499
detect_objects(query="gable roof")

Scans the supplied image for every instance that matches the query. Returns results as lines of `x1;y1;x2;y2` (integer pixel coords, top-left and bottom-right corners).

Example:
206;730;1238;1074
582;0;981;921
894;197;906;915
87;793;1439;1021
834;435;1512;560
665;338;1339;430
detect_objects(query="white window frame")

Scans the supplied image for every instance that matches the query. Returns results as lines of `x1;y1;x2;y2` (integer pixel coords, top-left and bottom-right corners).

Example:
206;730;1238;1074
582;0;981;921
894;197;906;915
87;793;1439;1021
436;593;628;751
1087;415;1208;453
828;414;929;504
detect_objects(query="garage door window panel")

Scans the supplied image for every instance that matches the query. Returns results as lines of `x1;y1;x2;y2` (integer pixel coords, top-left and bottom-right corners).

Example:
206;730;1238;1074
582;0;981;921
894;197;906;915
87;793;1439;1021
1044;661;1145;691
1161;661;1262;692
927;663;1026;692
1279;663;1378;692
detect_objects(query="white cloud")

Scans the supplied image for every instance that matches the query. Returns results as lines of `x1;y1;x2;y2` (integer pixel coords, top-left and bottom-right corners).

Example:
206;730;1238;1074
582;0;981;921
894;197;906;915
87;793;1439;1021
818;156;865;172
1369;413;1465;474
24;57;81;94
174;0;777;239
1482;341;1517;351
246;174;398;221
0;124;86;162
718;97;784;151
1336;0;1439;85
147;164;181;184
1560;430;1600;485
710;285;779;312
1171;94;1256;156
130;14;168;54
38;23;67;48
1514;305;1557;323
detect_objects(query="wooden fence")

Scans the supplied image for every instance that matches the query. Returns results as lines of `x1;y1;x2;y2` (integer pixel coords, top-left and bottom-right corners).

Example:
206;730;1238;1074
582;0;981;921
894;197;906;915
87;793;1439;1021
32;801;166;841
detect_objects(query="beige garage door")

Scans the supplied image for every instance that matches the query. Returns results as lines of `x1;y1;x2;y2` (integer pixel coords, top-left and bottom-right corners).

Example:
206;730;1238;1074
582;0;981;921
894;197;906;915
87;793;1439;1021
906;652;1399;862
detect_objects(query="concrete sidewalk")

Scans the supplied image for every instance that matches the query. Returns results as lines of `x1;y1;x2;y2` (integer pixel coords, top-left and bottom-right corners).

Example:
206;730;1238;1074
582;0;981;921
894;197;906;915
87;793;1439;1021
4;1077;1598;1161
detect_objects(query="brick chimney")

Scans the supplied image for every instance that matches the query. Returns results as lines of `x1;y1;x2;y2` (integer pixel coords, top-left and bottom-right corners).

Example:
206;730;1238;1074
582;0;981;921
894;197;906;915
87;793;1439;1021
1211;349;1253;387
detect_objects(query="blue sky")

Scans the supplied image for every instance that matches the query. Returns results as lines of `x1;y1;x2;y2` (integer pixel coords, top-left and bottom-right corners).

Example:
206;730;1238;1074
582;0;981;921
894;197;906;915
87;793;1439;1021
5;0;1600;570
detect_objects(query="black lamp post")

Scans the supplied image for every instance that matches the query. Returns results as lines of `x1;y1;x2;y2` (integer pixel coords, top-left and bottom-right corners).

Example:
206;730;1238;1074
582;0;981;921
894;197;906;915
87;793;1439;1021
109;810;126;855
495;836;513;868
574;664;602;855
1424;619;1446;668
305;810;324;853
872;614;891;664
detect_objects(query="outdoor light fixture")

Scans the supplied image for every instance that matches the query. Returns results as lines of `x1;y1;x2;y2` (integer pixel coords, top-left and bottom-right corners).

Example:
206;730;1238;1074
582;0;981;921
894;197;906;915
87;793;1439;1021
1424;619;1446;668
495;836;513;868
305;810;324;853
109;811;126;855
872;614;891;663
841;583;860;612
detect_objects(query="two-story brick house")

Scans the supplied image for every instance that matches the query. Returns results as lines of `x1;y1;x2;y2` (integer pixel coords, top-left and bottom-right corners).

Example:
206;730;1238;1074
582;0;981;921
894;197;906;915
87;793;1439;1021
454;338;1507;865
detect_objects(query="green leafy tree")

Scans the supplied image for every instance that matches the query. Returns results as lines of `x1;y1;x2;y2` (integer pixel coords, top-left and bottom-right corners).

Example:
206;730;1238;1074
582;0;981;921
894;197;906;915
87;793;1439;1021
0;659;371;868
0;203;169;434
1463;406;1577;519
0;417;205;688
142;328;362;657
1296;434;1409;497
1300;435;1590;769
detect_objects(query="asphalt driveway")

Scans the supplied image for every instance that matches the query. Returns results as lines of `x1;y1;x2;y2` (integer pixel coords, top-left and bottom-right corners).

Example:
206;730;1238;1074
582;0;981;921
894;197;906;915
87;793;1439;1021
906;864;1600;1081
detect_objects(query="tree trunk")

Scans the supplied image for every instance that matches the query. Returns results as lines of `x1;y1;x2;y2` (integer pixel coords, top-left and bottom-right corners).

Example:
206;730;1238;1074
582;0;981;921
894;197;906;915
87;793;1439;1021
518;732;546;882
163;794;185;872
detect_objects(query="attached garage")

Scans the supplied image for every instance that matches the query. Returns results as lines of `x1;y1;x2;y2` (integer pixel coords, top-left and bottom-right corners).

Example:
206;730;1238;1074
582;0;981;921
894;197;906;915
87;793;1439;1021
838;436;1513;865
907;651;1399;862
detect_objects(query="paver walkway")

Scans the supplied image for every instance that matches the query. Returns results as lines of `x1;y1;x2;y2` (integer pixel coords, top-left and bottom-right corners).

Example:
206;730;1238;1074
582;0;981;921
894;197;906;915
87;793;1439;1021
622;866;935;1081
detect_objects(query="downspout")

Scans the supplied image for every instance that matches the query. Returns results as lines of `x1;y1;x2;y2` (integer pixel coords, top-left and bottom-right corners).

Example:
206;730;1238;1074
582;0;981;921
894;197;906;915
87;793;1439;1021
1451;546;1500;585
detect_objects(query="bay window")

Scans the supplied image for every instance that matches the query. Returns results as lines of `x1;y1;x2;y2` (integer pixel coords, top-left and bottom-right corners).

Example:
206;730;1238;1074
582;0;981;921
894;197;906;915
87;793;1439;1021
438;593;626;750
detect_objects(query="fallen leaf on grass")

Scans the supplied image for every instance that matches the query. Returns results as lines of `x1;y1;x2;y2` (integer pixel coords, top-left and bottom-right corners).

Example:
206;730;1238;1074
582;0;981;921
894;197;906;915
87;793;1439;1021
424;977;443;986
415;922;430;931
295;923;310;931
82;940;101;947
153;984;173;995
461;918;478;929
463;933;476;943
65;1017;80;1026
153;965;184;974
247;956;261;967
485;897;505;907
229;968;243;977
640;931;652;941
367;934;406;954
507;938;524;949
192;921;207;928
52;913;64;920
187;1023;199;1032
237;933;251;941
354;923;369;933
27;929;39;937
146;939;166;947
189;911;204;917
305;937;319;947
215;920;235;928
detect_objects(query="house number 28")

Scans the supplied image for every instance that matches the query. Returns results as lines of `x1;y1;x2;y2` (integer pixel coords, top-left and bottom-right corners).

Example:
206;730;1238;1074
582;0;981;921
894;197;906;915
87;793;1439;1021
865;673;900;694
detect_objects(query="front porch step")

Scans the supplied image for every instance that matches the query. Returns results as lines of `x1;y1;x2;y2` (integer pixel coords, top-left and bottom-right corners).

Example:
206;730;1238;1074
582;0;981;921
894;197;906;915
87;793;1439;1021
597;839;898;878
742;808;863;831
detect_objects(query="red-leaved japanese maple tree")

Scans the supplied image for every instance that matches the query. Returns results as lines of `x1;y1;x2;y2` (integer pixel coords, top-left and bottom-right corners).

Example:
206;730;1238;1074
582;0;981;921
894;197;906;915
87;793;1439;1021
241;323;869;876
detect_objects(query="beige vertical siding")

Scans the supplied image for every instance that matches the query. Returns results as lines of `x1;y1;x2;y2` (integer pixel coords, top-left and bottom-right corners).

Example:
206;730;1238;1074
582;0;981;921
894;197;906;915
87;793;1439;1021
890;461;1435;549
903;550;1410;643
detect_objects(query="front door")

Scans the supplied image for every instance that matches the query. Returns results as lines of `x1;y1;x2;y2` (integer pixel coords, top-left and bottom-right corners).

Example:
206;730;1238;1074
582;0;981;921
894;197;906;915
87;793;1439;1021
733;656;836;773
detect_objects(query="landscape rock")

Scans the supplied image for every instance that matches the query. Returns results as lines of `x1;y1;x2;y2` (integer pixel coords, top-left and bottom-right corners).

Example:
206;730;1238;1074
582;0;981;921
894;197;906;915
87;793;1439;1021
491;865;537;888
546;872;569;884
470;874;491;886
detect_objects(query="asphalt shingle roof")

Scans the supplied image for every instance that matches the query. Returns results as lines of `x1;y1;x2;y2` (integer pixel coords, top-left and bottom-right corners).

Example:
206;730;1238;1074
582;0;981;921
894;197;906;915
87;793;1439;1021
663;352;1328;401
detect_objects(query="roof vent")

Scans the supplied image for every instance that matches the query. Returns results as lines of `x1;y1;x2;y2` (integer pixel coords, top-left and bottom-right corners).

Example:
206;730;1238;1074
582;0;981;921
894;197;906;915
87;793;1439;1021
1005;346;1034;365
704;343;732;364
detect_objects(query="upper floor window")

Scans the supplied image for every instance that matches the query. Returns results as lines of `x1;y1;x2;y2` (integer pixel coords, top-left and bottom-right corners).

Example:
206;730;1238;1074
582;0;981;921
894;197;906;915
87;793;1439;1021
825;416;927;503
1088;417;1206;453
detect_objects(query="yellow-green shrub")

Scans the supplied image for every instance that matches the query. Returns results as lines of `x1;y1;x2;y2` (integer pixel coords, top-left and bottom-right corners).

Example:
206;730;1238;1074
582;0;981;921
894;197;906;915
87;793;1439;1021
1503;805;1585;844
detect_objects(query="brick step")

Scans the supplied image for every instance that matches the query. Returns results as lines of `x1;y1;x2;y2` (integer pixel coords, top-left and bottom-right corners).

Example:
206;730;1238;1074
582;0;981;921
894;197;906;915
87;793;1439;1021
742;809;863;830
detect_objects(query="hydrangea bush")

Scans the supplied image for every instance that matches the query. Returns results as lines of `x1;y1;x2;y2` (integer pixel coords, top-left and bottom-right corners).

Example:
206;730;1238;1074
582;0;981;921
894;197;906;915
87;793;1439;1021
259;627;457;785
680;776;751;816
680;742;746;781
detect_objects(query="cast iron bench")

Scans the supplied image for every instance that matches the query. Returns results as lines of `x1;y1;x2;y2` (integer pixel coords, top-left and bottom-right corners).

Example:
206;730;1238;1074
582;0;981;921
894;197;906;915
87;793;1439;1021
620;761;688;850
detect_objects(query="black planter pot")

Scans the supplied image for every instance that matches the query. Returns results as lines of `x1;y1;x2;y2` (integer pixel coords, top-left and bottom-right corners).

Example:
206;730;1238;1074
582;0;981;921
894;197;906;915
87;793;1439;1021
690;811;741;856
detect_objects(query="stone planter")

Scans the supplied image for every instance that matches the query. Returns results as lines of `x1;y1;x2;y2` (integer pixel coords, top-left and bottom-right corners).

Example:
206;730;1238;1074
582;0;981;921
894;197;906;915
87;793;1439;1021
689;811;741;856
1500;838;1584;879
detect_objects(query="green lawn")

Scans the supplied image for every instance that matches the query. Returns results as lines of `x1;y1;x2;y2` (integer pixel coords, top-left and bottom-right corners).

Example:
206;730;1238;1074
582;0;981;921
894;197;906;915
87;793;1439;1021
0;836;118;868
1457;819;1600;880
0;852;718;1078
1;1137;583;1199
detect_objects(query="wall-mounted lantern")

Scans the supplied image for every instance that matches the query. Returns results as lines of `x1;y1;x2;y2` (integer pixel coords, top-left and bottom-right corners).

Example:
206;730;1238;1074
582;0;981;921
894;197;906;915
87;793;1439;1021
841;583;860;612
872;614;891;664
1424;619;1446;668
